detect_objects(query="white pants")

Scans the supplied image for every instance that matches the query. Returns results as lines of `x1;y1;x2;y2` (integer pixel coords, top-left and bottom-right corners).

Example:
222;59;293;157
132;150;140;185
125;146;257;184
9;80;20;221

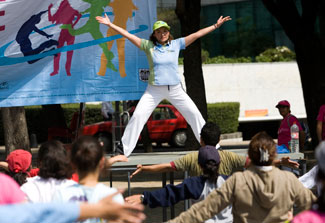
121;84;206;157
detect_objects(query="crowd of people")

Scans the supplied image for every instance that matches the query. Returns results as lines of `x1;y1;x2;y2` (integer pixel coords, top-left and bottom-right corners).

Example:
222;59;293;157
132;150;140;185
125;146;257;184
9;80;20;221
0;13;324;223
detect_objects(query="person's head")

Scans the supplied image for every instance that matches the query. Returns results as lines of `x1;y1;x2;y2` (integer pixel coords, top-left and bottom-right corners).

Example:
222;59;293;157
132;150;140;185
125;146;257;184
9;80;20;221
150;21;173;45
37;140;73;180
6;149;32;186
248;132;277;166
31;10;47;23
70;136;105;176
276;100;291;117
198;145;220;182
200;122;221;147
315;141;325;212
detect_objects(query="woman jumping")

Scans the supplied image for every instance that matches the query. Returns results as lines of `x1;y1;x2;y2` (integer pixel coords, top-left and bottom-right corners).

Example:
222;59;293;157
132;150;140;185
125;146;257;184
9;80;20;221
96;14;231;157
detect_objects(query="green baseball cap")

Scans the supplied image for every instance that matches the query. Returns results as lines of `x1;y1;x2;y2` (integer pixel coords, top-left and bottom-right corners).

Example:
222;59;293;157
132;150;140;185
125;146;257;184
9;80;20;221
153;21;170;31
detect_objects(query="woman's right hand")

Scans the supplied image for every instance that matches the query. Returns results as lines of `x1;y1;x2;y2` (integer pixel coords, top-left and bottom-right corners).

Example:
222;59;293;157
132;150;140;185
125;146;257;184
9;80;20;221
96;14;111;26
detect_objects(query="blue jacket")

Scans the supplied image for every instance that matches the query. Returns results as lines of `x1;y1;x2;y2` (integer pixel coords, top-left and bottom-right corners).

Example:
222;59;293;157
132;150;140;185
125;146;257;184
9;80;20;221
143;175;228;208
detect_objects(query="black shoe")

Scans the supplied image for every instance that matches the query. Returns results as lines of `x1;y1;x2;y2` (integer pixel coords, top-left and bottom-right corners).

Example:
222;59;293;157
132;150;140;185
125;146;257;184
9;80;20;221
115;142;124;155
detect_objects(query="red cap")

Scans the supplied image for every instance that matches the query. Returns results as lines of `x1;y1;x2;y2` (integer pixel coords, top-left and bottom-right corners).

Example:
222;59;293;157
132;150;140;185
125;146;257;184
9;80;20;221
6;149;32;173
276;100;290;108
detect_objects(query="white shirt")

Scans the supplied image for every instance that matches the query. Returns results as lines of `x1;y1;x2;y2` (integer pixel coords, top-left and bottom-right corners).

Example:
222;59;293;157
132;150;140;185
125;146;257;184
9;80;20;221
53;183;124;223
194;176;233;223
20;176;76;203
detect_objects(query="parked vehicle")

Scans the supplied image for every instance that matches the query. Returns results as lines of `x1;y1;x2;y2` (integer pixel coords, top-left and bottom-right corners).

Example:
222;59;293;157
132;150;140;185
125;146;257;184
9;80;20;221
48;104;188;152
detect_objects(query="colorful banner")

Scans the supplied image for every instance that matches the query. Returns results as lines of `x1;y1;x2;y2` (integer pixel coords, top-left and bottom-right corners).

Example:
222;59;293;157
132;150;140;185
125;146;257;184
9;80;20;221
0;0;156;107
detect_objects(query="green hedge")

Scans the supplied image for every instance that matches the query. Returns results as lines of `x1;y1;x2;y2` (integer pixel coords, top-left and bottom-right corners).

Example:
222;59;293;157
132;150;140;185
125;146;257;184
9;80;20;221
255;46;296;62
207;102;240;134
0;102;240;145
61;104;103;126
178;47;295;64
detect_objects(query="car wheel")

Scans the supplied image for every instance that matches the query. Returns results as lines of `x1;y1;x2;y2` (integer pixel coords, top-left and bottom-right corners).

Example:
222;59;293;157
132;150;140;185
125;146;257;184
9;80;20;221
171;130;187;147
96;132;113;153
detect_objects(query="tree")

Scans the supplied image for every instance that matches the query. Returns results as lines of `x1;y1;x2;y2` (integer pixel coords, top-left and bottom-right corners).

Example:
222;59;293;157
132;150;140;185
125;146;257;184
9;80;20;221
262;0;325;147
2;107;30;156
176;0;208;150
42;104;68;130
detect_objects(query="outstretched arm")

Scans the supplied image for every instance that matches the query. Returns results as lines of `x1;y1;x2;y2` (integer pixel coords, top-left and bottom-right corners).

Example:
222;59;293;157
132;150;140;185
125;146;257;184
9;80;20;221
72;12;82;28
125;177;204;208
34;27;52;39
48;4;53;22
130;163;175;178
273;157;299;169
96;14;141;48
0;161;8;170
105;155;128;169
184;16;231;47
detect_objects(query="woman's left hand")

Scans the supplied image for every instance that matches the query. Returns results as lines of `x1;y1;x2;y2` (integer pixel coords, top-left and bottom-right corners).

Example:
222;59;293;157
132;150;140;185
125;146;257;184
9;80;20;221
215;16;232;28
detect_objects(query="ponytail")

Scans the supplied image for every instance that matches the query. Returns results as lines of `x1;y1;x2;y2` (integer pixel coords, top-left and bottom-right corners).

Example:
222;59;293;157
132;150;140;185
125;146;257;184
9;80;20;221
10;171;28;186
202;160;219;182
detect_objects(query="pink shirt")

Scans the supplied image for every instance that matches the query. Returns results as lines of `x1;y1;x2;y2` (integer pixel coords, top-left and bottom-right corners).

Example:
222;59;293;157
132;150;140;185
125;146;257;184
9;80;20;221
292;210;325;223
0;173;25;204
317;105;325;140
278;114;303;148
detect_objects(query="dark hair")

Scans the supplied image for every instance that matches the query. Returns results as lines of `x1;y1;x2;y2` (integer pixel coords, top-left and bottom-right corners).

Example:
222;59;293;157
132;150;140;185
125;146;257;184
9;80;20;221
9;171;29;186
0;166;9;175
201;160;219;182
149;32;174;46
200;122;221;146
70;136;104;174
248;132;276;166
315;168;325;212
38;140;73;180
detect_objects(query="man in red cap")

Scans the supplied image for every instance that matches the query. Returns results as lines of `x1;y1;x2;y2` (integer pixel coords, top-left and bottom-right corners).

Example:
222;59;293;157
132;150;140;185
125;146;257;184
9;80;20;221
276;100;305;152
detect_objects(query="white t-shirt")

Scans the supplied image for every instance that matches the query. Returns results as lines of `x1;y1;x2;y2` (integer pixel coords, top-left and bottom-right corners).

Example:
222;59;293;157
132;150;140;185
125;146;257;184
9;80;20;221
53;183;124;223
20;176;76;203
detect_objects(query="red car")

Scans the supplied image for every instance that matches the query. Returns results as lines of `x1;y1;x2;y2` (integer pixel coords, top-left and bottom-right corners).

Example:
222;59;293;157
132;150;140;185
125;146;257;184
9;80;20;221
49;104;188;152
